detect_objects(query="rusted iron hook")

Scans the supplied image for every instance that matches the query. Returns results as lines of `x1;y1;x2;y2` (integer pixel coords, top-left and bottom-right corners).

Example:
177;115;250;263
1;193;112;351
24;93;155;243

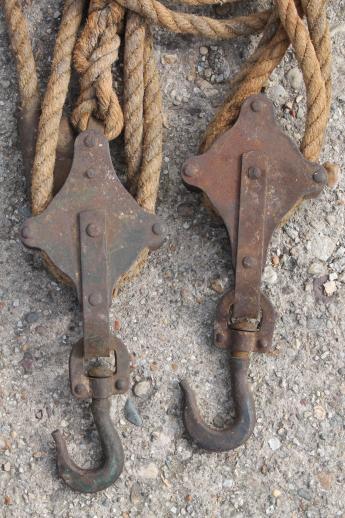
180;353;255;452
51;338;130;493
179;95;327;451
52;395;124;493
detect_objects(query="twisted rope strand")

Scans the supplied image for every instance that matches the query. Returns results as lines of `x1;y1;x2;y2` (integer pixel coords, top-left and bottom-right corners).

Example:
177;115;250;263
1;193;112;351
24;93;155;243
276;0;328;161
135;26;163;213
124;12;145;187
31;0;85;215
202;9;290;150
300;0;332;114
72;0;124;139
116;0;271;39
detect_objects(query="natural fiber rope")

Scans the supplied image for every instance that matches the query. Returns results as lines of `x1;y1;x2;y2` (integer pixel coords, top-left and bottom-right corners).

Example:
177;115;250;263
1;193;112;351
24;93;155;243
124;12;145;189
276;0;328;161
202;8;290;151
30;0;84;215
72;0;124;139
135;24;162;213
2;0;38;110
116;0;271;39
3;0;333;283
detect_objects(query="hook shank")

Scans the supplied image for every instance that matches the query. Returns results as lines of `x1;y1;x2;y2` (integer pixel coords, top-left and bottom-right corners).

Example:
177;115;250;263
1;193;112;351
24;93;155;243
180;356;256;452
52;398;124;493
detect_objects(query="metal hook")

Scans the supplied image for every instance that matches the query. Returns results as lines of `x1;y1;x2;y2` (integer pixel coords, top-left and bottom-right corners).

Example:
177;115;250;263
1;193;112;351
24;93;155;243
180;354;256;452
52;396;124;493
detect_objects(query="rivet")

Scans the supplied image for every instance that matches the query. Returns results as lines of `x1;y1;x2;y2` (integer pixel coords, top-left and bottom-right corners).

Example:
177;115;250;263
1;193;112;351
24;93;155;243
88;292;103;306
86;223;101;237
248;167;262;179
85;169;97;179
115;379;126;391
183;164;199;178
257;339;268;349
21;226;32;239
152;223;164;236
84;133;96;148
75;384;87;396
242;256;256;269
313;167;327;184
216;333;225;344
251;100;264;112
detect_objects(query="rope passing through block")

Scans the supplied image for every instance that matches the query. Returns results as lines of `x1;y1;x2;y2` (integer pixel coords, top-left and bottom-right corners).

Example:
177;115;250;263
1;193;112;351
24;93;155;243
3;0;334;280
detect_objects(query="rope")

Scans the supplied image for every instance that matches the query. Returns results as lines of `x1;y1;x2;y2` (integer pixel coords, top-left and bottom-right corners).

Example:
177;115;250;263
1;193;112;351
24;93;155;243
30;0;85;215
276;0;328;161
135;25;162;213
202;8;290;151
124;12;145;189
2;0;333;283
116;0;271;39
72;0;124;139
2;0;40;180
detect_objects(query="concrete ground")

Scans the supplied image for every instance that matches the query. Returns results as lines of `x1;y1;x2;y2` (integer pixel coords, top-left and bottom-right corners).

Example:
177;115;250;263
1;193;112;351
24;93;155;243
0;1;344;517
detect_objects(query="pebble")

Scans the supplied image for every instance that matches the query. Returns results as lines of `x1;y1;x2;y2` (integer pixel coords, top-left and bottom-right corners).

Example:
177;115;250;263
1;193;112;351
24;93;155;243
269;84;288;102
210;278;225;294
24;311;39;324
199;46;208;56
308;262;327;276
4;496;13;505
1;80;10;89
317;471;333;490
268;437;281;451
313;405;326;421
20;352;34;373
3;462;11;472
310;235;337;261
323;280;337;297
0;436;10;451
271;255;280;267
133;380;151;398
138;462;159;480
286;67;303;90
161;53;177;65
297;488;312;501
263;267;278;284
130;482;142;505
124;398;142;427
114;319;121;331
272;488;282;498
222;479;234;489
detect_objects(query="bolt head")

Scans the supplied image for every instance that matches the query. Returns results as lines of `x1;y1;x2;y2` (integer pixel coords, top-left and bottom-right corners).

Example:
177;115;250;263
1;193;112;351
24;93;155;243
115;378;126;391
88;292;103;306
216;333;225;344
251;99;264;112
152;223;165;236
242;256;256;269
86;223;101;237
257;339;268;349
313;167;327;184
74;383;88;397
248;167;262;180
85;169;97;179
84;133;96;148
21;225;32;239
183;163;199;178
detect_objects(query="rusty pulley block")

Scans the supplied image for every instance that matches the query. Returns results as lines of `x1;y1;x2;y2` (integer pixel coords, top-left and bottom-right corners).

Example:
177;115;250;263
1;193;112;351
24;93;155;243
180;94;328;452
21;130;164;492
